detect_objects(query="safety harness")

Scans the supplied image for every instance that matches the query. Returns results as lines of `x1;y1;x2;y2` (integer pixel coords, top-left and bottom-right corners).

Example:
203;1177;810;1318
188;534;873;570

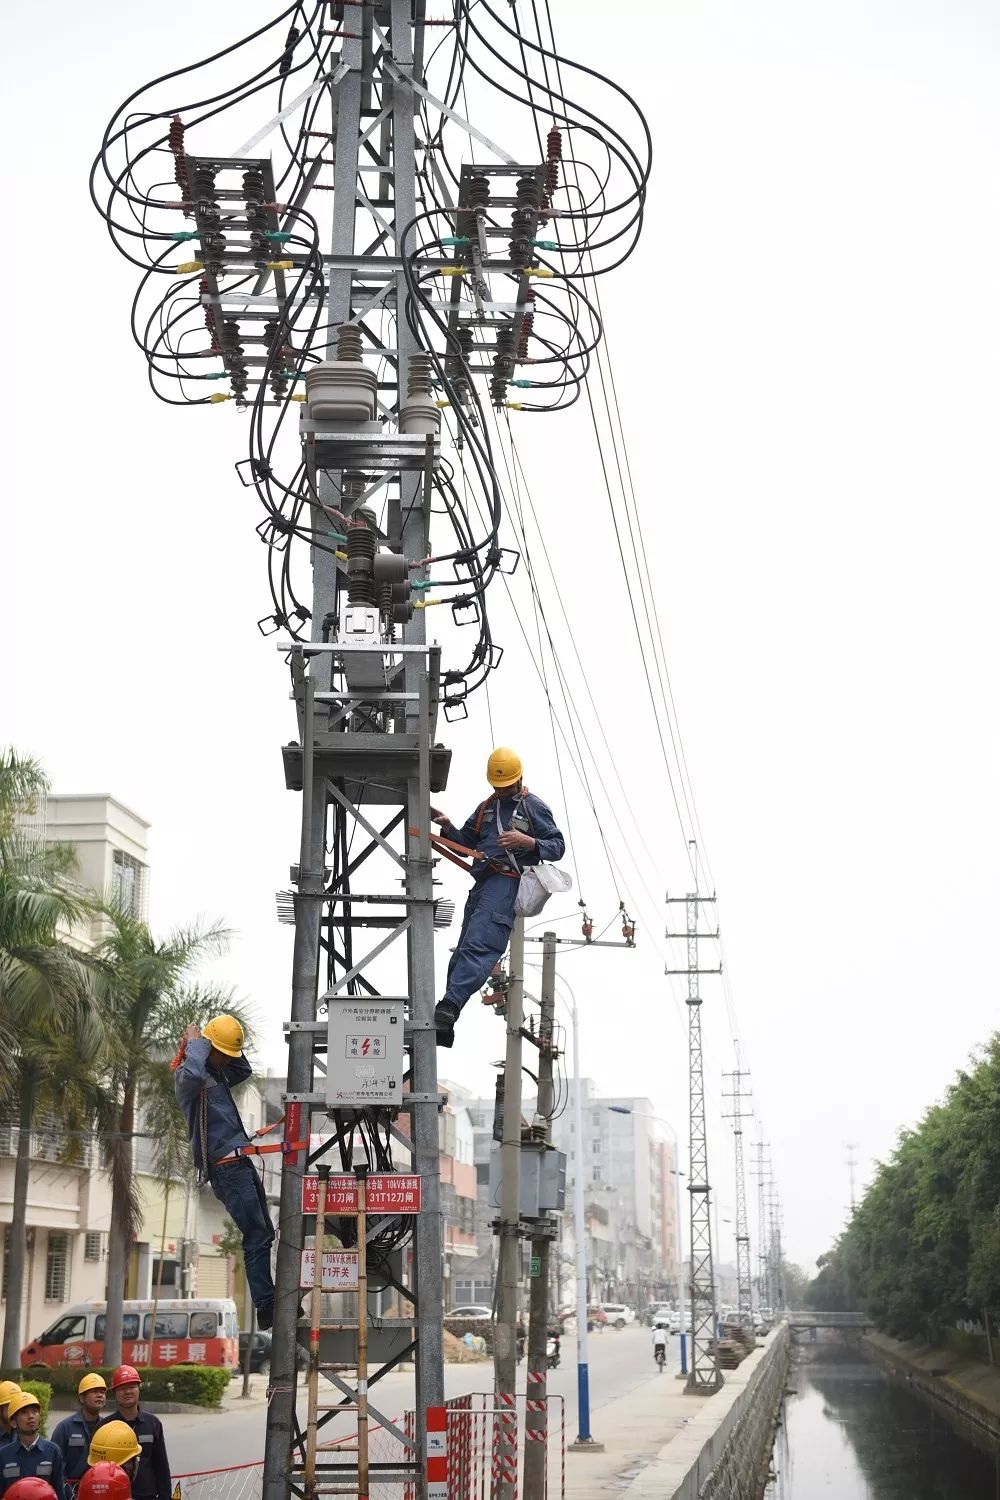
172;1038;307;1179
410;790;535;881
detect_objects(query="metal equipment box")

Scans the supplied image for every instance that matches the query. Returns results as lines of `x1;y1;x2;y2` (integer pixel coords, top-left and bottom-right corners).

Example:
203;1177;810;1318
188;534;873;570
326;998;405;1108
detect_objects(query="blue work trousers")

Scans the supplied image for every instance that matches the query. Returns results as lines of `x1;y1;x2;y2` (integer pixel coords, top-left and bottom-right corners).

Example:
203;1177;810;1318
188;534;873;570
443;871;519;1012
208;1156;276;1311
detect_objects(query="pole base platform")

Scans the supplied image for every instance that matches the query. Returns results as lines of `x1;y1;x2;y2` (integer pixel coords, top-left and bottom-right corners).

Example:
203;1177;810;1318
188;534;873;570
568;1438;605;1453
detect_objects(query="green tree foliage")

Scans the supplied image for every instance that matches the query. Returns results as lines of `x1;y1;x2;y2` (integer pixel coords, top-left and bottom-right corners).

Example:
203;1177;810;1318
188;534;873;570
807;1036;1000;1340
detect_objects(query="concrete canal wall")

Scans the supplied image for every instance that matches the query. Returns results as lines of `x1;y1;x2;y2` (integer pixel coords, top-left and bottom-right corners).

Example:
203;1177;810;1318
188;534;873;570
865;1330;1000;1441
628;1324;790;1500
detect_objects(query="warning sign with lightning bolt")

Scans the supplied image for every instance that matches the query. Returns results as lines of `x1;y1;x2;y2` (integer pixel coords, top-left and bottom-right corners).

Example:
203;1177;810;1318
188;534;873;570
346;1034;385;1059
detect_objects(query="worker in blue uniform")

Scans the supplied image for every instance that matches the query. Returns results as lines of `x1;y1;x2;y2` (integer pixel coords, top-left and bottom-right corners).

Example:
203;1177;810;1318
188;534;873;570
0;1393;67;1500
173;1015;277;1328
100;1371;170;1500
50;1375;107;1492
431;746;565;1047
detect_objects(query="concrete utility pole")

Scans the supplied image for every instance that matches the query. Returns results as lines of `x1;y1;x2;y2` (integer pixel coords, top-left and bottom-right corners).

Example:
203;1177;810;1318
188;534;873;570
667;849;723;1394
524;932;557;1500
722;1054;754;1327
494;917;525;1500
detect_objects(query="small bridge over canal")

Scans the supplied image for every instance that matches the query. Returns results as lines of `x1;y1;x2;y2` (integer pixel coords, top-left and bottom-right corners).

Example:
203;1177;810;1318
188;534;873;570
787;1311;872;1331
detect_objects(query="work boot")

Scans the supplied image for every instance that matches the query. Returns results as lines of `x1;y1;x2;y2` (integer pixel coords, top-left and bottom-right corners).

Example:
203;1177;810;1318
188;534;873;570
257;1301;274;1331
435;1002;459;1048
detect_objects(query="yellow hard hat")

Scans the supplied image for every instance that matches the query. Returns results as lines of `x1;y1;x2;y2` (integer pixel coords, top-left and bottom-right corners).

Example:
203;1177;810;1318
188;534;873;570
6;1392;40;1421
78;1373;107;1396
0;1381;20;1411
486;747;523;789
88;1421;142;1467
202;1014;244;1057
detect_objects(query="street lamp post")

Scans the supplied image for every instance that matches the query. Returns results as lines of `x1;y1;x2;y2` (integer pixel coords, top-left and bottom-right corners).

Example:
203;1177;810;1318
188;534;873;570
608;1107;687;1371
552;974;604;1454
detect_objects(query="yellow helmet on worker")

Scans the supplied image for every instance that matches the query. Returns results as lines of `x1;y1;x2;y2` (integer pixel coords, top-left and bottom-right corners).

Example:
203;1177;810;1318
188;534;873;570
486;747;523;789
202;1014;244;1057
6;1393;40;1422
0;1381;20;1412
78;1373;107;1396
88;1421;143;1467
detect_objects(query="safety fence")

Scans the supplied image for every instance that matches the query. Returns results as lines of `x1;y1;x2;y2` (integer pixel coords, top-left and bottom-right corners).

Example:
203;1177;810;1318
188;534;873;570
172;1395;564;1500
443;1391;566;1500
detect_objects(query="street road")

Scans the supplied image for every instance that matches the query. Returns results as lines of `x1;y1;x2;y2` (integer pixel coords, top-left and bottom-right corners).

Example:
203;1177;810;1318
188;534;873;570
166;1324;681;1474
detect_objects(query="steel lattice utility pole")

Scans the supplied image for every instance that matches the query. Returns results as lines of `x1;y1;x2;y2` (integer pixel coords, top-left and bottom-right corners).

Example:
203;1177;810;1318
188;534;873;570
722;1054;753;1327
259;8;446;1500
667;856;722;1394
752;1140;770;1315
846;1142;859;1213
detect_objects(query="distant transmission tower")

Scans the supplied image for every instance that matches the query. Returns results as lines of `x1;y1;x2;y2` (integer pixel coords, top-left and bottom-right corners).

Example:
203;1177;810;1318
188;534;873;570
667;848;722;1393
722;1053;753;1326
846;1142;859;1213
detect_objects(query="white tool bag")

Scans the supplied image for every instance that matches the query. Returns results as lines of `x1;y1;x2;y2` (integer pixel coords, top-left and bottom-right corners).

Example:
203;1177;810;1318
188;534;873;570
515;862;574;917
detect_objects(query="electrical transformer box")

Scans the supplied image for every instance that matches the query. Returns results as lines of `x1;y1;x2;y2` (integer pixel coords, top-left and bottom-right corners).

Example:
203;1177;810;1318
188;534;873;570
488;1143;567;1218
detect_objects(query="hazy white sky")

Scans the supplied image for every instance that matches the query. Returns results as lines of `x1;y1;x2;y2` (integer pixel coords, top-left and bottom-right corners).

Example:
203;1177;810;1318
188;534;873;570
3;0;999;1273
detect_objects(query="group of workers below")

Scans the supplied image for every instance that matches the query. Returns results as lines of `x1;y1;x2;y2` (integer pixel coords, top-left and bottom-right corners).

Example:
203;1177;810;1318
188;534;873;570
0;1366;170;1500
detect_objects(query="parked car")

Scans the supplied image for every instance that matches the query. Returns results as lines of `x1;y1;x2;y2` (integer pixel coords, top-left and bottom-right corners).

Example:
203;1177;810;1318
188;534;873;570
237;1329;306;1375
597;1303;635;1329
586;1305;608;1331
448;1305;492;1320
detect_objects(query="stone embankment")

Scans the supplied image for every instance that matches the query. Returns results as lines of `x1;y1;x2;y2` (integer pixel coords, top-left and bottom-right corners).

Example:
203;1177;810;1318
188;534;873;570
627;1325;789;1500
865;1330;1000;1440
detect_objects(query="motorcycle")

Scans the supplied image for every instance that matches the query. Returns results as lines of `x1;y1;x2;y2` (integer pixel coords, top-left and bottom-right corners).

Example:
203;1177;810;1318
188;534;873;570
654;1342;667;1371
546;1334;560;1370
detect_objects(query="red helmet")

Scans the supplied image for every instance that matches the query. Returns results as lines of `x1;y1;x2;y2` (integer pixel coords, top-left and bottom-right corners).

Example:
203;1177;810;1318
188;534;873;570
78;1464;132;1500
5;1482;58;1500
110;1365;141;1391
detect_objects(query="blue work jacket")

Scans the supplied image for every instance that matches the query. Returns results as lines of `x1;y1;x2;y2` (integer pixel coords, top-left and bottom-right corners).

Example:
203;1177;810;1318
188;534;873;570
99;1411;170;1500
50;1413;103;1483
442;789;565;878
0;1436;67;1499
174;1036;252;1179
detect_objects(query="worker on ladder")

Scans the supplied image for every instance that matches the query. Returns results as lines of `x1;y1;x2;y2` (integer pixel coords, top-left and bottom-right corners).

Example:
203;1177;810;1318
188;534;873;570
173;1016;277;1327
431;747;565;1047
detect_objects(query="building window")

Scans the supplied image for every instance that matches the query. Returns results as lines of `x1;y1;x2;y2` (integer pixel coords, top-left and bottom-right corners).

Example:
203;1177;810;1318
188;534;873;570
592;1166;602;1182
111;849;147;918
591;1111;601;1127
592;1139;601;1153
45;1233;69;1302
84;1232;104;1263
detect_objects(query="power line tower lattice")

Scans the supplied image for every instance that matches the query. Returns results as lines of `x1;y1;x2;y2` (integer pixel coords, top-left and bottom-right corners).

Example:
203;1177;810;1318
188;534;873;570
666;857;722;1395
722;1054;753;1327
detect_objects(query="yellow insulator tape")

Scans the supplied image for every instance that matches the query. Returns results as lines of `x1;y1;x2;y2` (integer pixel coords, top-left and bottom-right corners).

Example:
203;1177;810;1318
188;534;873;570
435;399;452;409
414;598;443;608
525;266;554;278
176;260;204;274
208;393;231;404
438;266;467;277
266;260;294;270
290;393;307;402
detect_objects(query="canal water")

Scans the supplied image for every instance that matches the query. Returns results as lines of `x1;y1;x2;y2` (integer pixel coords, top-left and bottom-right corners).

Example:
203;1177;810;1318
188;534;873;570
764;1343;1000;1498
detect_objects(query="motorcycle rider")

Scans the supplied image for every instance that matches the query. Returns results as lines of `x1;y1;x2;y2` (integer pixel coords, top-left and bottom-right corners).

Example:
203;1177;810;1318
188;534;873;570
652;1319;668;1368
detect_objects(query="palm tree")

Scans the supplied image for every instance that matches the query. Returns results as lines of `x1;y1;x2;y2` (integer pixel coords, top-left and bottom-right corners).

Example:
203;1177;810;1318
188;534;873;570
0;749;106;1367
92;906;251;1367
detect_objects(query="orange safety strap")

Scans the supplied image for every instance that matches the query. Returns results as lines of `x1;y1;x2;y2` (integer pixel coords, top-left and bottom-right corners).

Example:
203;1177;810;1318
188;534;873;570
407;826;486;878
213;1113;308;1167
